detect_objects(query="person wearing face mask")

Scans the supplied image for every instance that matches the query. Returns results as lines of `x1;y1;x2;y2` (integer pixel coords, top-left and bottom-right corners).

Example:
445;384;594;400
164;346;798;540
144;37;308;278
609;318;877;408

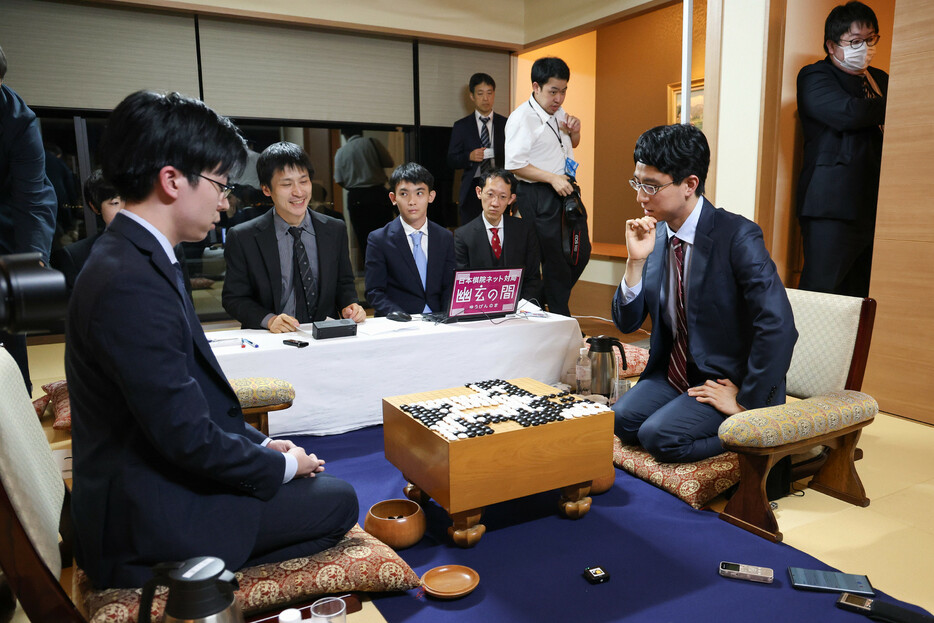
796;1;887;298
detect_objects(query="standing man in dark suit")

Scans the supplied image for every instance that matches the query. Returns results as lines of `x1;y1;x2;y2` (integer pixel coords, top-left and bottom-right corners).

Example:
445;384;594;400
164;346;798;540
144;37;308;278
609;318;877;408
365;163;455;316
51;170;124;292
797;1;887;298
454;168;542;303
223;142;365;333
447;73;507;226
0;45;57;393
66;91;357;588
612;124;797;463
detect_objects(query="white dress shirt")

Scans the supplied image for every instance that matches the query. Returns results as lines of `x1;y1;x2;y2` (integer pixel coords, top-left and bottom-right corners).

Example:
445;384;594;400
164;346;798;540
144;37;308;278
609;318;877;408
504;95;574;181
399;216;430;257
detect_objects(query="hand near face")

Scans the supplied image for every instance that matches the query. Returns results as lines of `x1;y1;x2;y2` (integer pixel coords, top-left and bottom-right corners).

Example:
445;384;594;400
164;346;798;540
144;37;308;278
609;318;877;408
687;378;745;416
561;114;582;135
342;303;366;323
268;313;300;333
624;216;657;261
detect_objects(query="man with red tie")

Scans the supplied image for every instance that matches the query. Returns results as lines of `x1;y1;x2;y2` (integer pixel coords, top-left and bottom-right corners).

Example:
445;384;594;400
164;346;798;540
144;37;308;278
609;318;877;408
611;124;797;463
453;169;542;304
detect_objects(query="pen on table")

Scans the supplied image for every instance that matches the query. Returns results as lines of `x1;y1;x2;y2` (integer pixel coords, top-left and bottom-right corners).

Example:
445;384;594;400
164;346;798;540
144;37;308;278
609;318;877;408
240;338;259;348
208;337;239;344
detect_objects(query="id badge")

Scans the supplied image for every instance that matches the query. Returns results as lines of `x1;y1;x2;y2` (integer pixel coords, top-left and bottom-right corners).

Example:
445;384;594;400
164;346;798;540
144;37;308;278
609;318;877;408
565;157;579;177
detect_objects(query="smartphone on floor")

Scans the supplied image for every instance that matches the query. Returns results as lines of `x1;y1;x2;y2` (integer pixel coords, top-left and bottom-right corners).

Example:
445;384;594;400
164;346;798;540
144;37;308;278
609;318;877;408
788;566;874;597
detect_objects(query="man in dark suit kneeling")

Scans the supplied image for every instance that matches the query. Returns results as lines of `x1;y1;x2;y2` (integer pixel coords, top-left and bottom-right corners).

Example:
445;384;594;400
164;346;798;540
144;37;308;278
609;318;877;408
454;168;542;304
66;91;358;588
223;142;365;333
612;123;797;463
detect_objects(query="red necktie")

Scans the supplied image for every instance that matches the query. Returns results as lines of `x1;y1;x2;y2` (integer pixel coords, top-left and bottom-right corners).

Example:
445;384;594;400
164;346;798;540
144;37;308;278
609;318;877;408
490;227;502;259
667;237;689;393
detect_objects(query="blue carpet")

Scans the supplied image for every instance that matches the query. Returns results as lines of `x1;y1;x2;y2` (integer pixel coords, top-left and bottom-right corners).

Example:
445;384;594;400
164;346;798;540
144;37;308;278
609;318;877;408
296;426;929;622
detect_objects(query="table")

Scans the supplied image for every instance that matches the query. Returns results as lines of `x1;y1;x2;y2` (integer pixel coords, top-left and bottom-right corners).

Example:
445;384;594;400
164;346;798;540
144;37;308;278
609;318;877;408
210;314;583;436
382;378;615;546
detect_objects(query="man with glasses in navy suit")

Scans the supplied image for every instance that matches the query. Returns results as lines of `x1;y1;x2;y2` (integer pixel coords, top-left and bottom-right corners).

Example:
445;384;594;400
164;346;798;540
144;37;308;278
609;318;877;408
611;124;797;463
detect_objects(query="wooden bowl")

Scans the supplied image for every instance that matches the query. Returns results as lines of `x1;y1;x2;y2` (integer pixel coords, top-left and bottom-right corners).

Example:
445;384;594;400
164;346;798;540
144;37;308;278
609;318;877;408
364;499;426;550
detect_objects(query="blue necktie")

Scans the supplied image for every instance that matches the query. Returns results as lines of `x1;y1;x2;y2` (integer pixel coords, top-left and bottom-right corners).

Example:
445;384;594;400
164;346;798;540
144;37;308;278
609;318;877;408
411;231;431;313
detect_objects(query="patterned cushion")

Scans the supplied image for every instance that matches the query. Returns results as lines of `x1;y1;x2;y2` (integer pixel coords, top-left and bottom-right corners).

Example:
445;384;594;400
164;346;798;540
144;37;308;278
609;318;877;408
230;377;295;409
582;343;649;378
620;344;649;378
33;393;52;418
41;380;72;431
613;436;740;509
785;288;863;398
719;390;877;448
74;524;421;623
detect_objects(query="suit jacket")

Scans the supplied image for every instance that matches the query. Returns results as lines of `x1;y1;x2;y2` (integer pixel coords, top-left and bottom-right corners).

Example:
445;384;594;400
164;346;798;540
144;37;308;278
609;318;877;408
0;84;56;262
365;218;455;316
66;213;282;588
222;208;358;328
447;112;507;207
796;57;888;223
454;214;543;303
52;232;99;292
612;199;798;411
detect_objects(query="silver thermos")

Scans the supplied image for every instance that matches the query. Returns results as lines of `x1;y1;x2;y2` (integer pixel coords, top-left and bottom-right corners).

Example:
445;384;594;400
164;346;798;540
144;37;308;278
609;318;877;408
139;556;244;623
586;335;628;398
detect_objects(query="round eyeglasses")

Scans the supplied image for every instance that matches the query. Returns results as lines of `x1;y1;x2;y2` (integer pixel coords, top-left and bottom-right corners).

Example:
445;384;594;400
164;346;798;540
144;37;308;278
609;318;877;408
629;178;674;196
837;34;880;50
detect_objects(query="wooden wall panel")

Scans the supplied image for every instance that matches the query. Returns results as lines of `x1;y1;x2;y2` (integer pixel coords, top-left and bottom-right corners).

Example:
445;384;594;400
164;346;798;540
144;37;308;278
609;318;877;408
862;0;934;425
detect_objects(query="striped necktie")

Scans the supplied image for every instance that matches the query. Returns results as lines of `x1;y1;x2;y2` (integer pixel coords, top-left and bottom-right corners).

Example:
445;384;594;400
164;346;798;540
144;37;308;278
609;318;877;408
667;237;690;393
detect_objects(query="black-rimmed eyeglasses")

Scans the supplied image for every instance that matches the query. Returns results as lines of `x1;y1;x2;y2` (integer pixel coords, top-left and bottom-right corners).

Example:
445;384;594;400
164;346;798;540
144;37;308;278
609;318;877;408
196;173;235;199
837;34;881;50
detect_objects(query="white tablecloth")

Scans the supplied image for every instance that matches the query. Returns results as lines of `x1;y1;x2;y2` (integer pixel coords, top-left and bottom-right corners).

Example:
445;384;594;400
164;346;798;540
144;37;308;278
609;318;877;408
210;314;583;436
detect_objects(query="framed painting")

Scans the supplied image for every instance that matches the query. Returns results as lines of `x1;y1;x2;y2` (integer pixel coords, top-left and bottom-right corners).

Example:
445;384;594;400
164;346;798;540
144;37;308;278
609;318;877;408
668;79;704;129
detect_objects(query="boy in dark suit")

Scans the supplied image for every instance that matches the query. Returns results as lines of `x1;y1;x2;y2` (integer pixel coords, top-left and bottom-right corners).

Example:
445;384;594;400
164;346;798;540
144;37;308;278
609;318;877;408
66;91;357;588
51;170;124;292
447;73;507;226
454;168;542;303
612;124;797;463
222;142;365;333
365;163;455;316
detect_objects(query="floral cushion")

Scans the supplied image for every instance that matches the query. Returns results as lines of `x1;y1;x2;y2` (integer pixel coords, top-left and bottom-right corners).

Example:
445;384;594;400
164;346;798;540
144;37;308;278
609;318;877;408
620;344;649;378
32;393;52;418
229;377;295;409
613;436;740;509
41;380;72;431
719;390;877;448
582;343;649;378
74;524;421;623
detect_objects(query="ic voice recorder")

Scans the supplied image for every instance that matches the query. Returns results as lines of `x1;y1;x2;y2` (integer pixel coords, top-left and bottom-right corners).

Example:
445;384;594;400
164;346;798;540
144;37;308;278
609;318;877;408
718;561;774;584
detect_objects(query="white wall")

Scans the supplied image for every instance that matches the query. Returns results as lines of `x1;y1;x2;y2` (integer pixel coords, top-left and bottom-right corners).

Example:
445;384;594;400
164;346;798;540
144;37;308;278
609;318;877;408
712;0;768;221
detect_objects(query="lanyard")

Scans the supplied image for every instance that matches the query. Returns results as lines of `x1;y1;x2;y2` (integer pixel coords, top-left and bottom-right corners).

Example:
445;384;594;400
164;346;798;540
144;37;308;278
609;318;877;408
529;100;563;148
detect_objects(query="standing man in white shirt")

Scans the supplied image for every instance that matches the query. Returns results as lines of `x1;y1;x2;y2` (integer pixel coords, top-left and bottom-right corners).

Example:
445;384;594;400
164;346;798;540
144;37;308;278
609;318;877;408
505;57;589;316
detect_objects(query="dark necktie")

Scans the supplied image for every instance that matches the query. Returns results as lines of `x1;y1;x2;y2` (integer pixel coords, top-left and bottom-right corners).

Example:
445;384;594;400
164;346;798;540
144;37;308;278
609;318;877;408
479;116;491;148
667;237;689;393
490;227;502;260
289;226;318;323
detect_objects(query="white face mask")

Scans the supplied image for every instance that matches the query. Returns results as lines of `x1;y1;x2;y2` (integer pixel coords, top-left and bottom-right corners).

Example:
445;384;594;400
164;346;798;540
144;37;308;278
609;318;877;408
835;43;875;73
